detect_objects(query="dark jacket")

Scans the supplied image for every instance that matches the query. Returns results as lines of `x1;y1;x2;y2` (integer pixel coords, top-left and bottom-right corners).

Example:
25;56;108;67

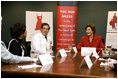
8;38;30;56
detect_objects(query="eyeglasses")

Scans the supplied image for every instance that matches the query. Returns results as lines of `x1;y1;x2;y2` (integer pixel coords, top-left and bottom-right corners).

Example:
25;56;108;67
42;28;49;30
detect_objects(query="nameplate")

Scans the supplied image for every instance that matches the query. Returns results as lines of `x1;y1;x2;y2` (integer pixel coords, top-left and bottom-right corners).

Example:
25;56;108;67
59;57;67;63
84;56;93;69
38;54;53;65
92;51;99;59
40;64;53;72
81;47;96;56
56;49;67;57
73;47;78;53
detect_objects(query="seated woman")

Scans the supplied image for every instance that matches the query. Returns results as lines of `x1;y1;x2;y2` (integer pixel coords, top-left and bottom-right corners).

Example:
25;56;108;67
8;23;29;57
77;24;105;52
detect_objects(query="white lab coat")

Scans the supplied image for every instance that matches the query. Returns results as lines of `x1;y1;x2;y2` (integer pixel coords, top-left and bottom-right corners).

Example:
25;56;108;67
31;33;52;55
1;41;32;64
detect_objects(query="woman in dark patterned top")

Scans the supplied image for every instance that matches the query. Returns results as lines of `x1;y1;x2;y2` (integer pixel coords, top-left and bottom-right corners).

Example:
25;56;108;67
8;23;29;57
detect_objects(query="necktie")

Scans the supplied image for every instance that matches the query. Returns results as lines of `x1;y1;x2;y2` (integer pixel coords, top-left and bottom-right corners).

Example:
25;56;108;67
45;36;47;40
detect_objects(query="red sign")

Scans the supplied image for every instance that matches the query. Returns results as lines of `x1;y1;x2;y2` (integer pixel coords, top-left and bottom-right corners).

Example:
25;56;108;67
56;6;78;51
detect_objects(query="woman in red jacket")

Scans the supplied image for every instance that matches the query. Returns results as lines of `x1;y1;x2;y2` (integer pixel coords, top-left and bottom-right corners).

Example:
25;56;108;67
77;24;105;52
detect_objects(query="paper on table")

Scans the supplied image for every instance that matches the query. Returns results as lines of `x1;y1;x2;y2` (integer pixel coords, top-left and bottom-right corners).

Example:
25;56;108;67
99;58;109;62
65;50;71;52
18;64;41;69
100;62;108;67
99;58;105;61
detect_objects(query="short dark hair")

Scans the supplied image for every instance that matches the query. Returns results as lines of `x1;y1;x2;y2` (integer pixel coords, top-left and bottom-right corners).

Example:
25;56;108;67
10;22;26;38
85;24;96;34
41;23;50;30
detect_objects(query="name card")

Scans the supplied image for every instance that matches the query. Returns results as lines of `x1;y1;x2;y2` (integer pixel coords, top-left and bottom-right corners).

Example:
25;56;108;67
73;47;78;53
92;51;99;59
72;47;78;58
81;47;96;56
40;64;53;72
38;54;53;65
59;57;67;63
56;49;67;57
84;56;93;69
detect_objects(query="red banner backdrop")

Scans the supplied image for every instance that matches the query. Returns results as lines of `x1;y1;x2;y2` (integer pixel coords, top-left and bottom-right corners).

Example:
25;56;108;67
56;6;78;51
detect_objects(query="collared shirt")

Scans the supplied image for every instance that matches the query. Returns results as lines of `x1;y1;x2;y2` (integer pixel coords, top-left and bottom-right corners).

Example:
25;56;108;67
1;41;32;64
31;32;52;55
76;35;105;51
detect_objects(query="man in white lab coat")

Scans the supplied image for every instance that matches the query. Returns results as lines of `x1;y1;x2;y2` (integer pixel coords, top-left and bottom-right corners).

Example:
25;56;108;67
31;23;53;57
